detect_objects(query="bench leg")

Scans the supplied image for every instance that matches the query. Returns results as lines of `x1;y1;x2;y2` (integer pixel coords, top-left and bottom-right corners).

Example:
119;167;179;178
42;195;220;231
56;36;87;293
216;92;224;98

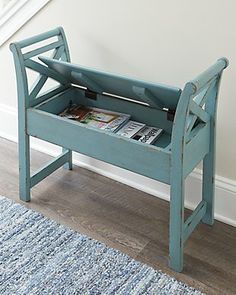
19;133;31;202
62;148;73;170
202;104;216;225
202;147;215;226
169;173;185;272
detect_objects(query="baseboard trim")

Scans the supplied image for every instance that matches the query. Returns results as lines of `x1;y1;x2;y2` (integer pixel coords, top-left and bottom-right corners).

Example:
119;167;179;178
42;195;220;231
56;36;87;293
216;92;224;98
0;103;235;227
0;0;51;46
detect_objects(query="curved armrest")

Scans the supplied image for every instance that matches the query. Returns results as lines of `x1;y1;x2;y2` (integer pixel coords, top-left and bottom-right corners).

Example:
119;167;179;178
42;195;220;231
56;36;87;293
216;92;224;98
10;27;63;49
171;58;229;156
188;58;229;95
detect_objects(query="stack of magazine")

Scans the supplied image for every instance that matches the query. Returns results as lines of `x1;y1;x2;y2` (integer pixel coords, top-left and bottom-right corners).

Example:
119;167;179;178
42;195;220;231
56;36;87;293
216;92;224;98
59;104;163;145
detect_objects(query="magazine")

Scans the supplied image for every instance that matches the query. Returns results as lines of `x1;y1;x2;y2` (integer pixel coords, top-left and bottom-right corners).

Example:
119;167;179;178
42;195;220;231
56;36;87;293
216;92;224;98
60;105;162;145
116;120;146;138
59;105;130;132
132;126;163;144
60;105;118;122
103;116;131;132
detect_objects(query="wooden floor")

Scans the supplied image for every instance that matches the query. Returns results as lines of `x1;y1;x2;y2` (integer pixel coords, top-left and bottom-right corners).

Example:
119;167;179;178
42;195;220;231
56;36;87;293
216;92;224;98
0;137;235;295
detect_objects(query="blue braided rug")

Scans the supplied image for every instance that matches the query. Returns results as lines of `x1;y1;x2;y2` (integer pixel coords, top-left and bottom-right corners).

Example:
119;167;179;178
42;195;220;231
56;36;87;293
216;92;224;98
0;196;203;295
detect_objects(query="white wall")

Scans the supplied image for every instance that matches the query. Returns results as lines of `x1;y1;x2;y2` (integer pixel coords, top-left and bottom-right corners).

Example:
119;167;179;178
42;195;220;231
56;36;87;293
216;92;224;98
0;0;236;225
0;0;12;11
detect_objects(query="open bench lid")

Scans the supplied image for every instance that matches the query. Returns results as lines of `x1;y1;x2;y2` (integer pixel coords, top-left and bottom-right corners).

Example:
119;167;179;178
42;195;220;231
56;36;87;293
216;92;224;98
40;56;182;110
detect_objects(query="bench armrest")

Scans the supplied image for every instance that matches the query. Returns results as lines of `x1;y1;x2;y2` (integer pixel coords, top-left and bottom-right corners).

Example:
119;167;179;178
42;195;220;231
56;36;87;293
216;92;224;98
171;58;229;161
188;58;228;95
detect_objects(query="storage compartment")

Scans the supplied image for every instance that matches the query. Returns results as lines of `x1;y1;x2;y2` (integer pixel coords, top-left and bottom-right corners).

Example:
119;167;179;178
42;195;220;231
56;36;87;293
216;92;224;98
35;87;173;149
34;56;184;150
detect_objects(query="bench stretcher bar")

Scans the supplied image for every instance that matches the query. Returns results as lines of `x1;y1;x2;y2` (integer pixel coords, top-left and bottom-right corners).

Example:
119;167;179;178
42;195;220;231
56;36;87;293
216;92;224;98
30;149;71;188
183;200;207;244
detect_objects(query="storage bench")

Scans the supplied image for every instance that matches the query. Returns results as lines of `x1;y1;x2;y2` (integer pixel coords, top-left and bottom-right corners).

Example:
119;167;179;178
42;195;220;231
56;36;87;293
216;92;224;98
10;27;228;272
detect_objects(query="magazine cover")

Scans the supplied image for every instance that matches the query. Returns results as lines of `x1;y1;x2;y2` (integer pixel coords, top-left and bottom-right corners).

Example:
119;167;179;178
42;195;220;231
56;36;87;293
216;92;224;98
116;121;146;138
59;105;89;120
133;126;163;144
59;105;130;132
60;105;118;122
80;108;119;123
103;115;130;132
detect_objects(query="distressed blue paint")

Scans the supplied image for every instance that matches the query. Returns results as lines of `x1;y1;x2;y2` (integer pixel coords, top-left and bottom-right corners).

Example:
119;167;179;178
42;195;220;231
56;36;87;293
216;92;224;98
10;27;72;197
183;201;207;244
10;27;228;272
183;123;210;177
39;56;182;110
30;149;71;188
27;108;171;184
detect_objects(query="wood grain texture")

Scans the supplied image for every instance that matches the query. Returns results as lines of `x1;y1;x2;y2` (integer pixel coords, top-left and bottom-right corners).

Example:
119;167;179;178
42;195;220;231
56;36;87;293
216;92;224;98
0;137;235;294
10;29;228;272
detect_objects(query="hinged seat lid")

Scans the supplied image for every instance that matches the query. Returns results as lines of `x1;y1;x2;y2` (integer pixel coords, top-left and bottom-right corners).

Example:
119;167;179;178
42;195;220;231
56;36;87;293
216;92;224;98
40;57;182;110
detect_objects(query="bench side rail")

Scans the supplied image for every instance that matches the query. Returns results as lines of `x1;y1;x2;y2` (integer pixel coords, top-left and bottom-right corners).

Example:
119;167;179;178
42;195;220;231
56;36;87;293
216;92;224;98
9;27;73;202
169;58;228;272
172;57;228;170
10;27;70;108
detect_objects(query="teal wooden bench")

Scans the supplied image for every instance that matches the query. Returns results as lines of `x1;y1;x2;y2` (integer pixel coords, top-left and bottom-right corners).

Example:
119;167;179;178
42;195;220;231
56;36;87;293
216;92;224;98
10;27;228;272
